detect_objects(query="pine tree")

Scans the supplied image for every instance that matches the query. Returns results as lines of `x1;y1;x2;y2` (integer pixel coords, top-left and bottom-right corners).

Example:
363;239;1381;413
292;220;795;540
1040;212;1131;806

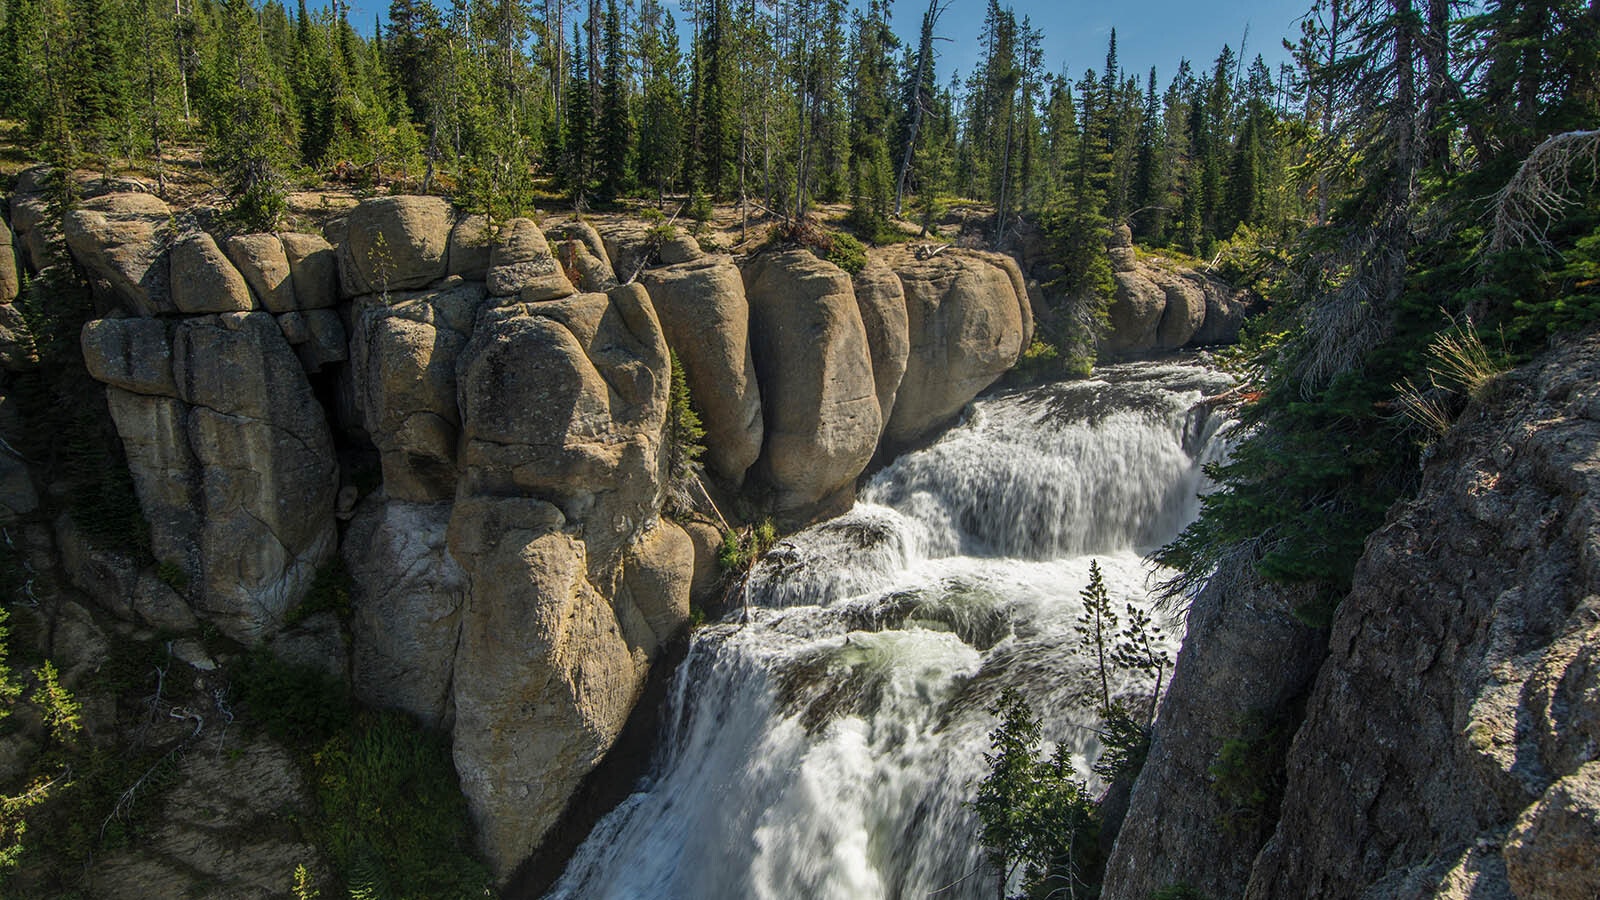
1074;560;1119;713
595;0;632;200
1130;67;1164;238
636;4;685;202
202;0;298;230
893;0;946;216
845;1;896;239
564;20;594;199
692;0;735;195
70;0;132;160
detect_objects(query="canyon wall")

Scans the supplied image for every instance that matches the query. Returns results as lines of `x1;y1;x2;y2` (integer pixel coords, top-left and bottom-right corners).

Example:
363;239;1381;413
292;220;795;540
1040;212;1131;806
11;172;1041;880
1106;331;1600;900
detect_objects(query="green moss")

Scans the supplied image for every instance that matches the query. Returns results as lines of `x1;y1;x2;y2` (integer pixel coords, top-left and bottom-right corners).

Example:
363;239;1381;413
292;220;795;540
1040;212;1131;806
1152;884;1212;900
155;560;188;593
1208;707;1297;841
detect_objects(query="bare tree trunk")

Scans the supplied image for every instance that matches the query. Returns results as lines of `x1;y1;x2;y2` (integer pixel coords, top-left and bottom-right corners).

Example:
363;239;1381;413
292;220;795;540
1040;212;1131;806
894;0;945;216
1317;0;1341;225
176;0;192;123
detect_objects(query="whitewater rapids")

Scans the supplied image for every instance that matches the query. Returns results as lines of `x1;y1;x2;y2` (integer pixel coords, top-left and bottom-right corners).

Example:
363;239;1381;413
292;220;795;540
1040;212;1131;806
548;359;1236;900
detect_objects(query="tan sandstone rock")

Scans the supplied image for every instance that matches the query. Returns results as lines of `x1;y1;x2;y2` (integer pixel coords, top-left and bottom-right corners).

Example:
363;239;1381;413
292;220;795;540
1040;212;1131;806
279;232;340;309
1102;269;1166;354
62;192;173;315
1150;270;1208;350
486;217;574;300
171;232;254;314
345;497;465;728
640;255;764;485
224;233;296;312
338;195;455;296
616;517;694;654
744;250;881;518
170;313;338;641
352;281;486;501
852;258;910;432
0;218;18;302
81;317;176;396
883;246;1027;448
456;284;669;558
447;497;645;880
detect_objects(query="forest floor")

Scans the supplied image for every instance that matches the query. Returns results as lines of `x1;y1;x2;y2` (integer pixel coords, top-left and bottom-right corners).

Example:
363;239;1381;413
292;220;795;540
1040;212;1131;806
0;122;996;258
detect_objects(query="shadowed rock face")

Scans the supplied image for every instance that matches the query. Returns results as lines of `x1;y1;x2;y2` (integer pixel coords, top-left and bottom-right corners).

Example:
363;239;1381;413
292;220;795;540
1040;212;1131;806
1107;332;1600;900
87;310;338;644
1101;557;1323;900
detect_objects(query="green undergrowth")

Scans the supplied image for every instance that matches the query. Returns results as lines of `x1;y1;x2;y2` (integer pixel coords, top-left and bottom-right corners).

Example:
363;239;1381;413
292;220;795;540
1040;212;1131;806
717;519;777;573
284;560;354;627
1208;704;1301;844
231;651;491;898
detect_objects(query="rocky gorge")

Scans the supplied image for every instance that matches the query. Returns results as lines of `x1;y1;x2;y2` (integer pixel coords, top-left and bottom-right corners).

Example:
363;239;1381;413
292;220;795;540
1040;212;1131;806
3;169;1187;888
7;163;1595;900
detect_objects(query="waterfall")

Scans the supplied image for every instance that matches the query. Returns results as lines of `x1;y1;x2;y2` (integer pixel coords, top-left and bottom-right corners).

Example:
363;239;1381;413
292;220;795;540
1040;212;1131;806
547;358;1236;900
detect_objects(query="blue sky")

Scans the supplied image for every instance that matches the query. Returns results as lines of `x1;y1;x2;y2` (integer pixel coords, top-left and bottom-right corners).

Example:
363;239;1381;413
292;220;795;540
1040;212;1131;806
341;0;1311;89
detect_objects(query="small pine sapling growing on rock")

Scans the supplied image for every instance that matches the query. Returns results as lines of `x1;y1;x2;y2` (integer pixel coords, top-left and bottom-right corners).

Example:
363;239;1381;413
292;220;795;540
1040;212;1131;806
664;353;706;516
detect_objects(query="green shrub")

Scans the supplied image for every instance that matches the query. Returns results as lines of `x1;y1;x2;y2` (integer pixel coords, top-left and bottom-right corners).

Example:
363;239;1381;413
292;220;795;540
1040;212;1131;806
824;231;867;275
686;190;713;222
1208;708;1295;841
285;560;354;626
311;711;491;900
232;649;351;748
1092;700;1152;788
664;354;706;516
718;520;779;573
155;560;188;593
646;222;678;244
1152;884;1211;900
974;688;1102;899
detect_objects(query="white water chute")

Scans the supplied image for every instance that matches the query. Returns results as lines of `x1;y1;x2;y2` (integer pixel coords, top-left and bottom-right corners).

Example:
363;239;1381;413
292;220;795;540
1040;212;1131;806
548;359;1235;900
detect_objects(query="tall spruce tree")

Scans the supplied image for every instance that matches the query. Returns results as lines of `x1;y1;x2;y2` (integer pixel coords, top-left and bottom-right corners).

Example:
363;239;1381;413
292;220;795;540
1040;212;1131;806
596;0;631;199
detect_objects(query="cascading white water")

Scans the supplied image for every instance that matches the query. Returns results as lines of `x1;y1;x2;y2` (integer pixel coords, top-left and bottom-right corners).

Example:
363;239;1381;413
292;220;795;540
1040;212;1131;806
548;358;1236;900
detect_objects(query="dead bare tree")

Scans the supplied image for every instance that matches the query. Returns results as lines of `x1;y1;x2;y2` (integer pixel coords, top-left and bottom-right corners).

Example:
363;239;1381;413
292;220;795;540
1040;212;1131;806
892;0;950;217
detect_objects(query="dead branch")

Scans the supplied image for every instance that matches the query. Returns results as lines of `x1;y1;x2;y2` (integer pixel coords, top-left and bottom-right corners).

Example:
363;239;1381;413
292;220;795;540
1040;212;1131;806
1489;129;1600;253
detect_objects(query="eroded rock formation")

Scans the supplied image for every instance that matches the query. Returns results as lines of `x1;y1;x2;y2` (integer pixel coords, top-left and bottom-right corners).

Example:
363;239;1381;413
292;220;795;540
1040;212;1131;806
52;188;1042;880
